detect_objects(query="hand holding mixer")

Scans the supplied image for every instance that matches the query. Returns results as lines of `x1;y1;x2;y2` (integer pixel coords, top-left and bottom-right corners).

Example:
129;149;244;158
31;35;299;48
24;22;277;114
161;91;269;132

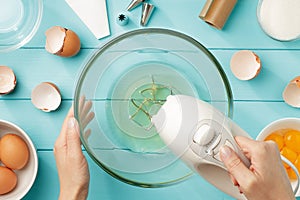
151;95;299;199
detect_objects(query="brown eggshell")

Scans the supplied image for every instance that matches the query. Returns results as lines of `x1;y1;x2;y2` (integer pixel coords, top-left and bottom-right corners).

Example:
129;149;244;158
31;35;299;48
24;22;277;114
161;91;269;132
0;166;17;194
31;82;61;112
291;76;300;88
59;29;81;57
0;66;17;95
283;76;300;108
1;133;29;170
230;50;262;80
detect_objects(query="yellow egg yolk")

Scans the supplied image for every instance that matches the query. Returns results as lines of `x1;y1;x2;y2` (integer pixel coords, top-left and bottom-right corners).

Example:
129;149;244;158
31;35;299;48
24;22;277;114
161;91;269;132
265;133;284;150
264;128;300;180
284;130;300;153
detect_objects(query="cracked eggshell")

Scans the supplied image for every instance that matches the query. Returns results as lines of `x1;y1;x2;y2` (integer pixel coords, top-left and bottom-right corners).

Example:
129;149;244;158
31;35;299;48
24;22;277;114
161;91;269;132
283;76;300;108
0;66;17;95
31;82;61;112
230;50;262;80
45;26;81;57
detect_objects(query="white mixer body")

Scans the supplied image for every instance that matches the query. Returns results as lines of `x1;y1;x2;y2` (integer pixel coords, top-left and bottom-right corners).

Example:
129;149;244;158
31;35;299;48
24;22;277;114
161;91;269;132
151;95;250;199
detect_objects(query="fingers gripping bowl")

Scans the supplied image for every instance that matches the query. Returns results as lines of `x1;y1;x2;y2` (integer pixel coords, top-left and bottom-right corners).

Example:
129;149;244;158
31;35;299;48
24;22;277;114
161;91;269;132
74;29;233;187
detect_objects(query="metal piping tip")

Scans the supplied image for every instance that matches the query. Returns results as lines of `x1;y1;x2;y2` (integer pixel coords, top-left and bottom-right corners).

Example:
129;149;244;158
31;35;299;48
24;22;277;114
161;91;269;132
116;13;129;26
141;3;155;26
127;0;145;11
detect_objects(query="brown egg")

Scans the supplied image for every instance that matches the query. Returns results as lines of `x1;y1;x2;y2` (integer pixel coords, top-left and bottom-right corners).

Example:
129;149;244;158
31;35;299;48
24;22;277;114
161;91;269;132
1;133;29;170
45;26;81;57
0;166;17;194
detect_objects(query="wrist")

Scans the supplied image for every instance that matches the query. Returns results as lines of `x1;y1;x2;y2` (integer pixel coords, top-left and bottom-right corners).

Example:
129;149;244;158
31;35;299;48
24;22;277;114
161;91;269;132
59;185;88;200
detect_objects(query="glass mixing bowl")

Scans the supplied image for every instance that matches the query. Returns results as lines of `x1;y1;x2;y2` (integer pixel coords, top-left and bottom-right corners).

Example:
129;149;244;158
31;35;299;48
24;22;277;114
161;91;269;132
74;28;233;187
0;0;43;52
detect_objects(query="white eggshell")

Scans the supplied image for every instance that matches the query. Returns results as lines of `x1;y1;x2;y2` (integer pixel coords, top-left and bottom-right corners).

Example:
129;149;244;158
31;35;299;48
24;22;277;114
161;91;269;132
283;77;300;108
230;50;261;80
31;82;61;112
45;26;66;54
0;66;16;95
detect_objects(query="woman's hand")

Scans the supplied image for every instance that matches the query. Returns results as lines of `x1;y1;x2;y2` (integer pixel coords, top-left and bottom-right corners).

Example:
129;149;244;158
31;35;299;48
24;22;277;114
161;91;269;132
54;107;90;200
220;136;295;200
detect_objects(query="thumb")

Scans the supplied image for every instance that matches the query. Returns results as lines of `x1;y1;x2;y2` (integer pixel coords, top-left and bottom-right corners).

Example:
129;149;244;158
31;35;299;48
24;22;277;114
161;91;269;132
220;145;253;185
66;117;82;155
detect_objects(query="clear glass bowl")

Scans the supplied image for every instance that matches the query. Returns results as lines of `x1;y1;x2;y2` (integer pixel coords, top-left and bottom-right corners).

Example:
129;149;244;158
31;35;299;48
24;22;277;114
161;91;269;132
74;28;233;187
0;0;43;52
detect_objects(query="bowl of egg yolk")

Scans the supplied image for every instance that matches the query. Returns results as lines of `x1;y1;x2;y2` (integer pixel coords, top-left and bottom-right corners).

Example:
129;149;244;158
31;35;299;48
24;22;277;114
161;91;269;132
0;120;38;199
257;117;300;196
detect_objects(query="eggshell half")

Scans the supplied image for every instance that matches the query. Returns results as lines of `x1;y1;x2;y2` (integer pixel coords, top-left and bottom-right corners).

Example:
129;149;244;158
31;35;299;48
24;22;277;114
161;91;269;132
0;66;16;95
45;26;81;57
31;82;61;112
230;50;261;80
45;26;66;54
283;76;300;108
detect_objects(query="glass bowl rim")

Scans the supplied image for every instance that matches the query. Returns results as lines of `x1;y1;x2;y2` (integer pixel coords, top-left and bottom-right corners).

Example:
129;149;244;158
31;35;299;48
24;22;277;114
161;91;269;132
74;28;233;188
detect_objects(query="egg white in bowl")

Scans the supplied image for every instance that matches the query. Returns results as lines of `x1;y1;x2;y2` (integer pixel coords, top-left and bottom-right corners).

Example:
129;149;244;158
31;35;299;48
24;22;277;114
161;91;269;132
0;120;38;200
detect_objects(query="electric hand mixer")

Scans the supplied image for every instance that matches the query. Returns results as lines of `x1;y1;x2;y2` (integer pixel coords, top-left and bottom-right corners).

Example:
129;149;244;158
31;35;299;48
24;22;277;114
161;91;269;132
151;95;299;199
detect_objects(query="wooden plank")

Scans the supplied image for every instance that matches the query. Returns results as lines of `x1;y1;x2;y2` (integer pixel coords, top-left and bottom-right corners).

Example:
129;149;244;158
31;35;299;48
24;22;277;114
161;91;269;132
0;49;300;101
213;50;300;101
23;151;224;200
233;101;300;139
0;100;299;149
0;49;92;99
0;100;71;149
25;0;300;49
22;151;300;200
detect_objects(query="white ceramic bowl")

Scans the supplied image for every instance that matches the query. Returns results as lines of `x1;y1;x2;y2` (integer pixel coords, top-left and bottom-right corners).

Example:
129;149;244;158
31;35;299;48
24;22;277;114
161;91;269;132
257;117;300;196
0;120;38;200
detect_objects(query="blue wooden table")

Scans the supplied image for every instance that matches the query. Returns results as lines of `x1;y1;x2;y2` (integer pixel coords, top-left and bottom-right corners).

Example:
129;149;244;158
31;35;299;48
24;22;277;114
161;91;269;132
1;0;300;199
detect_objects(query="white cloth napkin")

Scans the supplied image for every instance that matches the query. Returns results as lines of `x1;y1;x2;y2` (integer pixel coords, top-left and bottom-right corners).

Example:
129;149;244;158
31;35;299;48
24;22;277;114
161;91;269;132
65;0;110;39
